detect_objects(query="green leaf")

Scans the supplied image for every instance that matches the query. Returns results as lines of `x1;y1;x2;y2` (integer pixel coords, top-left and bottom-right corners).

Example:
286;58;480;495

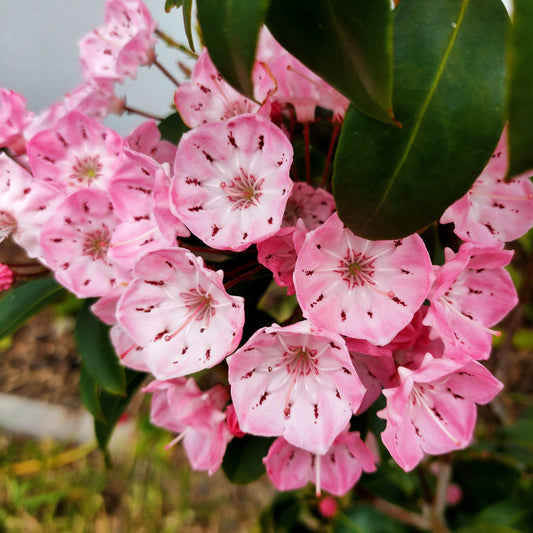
74;301;126;396
94;369;146;454
267;0;393;124
335;505;413;533
222;435;274;484
452;458;521;513
164;0;183;13
457;526;523;533
182;0;195;52
197;0;271;98
0;277;65;339
158;112;189;145
507;0;533;179
79;367;105;423
333;0;508;240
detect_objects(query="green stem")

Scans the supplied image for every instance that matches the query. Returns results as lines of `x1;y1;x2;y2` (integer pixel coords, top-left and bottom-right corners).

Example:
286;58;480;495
155;28;198;59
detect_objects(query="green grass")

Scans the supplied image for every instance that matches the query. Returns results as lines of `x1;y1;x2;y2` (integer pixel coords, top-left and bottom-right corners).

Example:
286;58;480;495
0;414;274;533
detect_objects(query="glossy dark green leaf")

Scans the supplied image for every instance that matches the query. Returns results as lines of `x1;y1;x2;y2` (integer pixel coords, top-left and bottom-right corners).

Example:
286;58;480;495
0;277;65;338
79;367;105;423
74;301;126;396
267;0;393;124
94;369;146;454
507;0;533;179
333;0;508;240
182;0;195;52
164;0;183;13
222;435;274;484
158;112;189;145
197;0;271;98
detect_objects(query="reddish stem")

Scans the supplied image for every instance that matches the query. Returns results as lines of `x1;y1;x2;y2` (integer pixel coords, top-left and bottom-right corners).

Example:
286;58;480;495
224;265;265;290
321;122;340;189
303;122;311;184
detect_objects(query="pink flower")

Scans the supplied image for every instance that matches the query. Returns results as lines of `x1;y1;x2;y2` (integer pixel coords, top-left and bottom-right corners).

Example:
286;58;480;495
294;213;433;345
79;0;157;84
170;114;293;251
144;378;233;475
0;153;61;260
423;243;518;359
441;129;533;247
174;48;271;128
125;120;177;168
378;353;503;472
282;182;336;230
116;247;245;379
27;111;126;193
263;427;376;496
0;88;34;154
40;188;129;297
228;320;365;455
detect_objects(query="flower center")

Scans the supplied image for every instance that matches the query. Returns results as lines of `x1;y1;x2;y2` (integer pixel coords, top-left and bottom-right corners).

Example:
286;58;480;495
220;169;264;210
335;250;376;290
284;344;318;376
0;211;17;242
70;155;103;185
223;98;256;119
83;227;111;260
180;287;218;324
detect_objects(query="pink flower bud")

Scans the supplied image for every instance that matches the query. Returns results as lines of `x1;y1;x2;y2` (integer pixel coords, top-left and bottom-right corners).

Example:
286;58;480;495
0;264;14;292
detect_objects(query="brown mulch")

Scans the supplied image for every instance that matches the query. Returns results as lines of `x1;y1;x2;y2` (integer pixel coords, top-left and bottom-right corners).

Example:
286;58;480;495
0;239;83;408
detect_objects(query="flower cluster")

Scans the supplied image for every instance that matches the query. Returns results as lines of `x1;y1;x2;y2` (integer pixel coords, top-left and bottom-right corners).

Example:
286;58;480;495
0;0;529;498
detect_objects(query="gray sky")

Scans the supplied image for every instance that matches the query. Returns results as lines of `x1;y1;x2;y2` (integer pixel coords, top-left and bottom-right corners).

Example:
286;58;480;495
0;0;191;134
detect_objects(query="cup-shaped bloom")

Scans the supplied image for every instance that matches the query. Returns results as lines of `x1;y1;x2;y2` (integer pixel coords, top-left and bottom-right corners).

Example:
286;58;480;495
144;378;232;475
40;189;129;297
294;213;433;345
79;0;157;83
27;111;125;193
423;243;518;359
174;48;266;128
264;427;376;496
170;114;293;251
117;247;245;379
0;88;34;154
441;129;533;247
0;154;62;260
228;320;365;455
378;353;503;472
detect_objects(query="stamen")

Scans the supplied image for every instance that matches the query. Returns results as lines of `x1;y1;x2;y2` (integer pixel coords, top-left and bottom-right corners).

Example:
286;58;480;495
412;386;461;446
315;454;322;497
110;226;158;248
164;428;190;450
164;296;212;341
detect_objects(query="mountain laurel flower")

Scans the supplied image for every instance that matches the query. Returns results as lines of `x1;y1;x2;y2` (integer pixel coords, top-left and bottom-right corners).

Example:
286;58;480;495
174;48;271;128
378;353;503;472
228;320;366;455
117;247;245;379
294;213;433;345
144;378;233;475
441;129;533;247
170;113;293;251
0;153;62;261
0;88;34;154
79;0;157;84
263;427;376;497
27;111;126;193
40;188;130;297
423;243;518;360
